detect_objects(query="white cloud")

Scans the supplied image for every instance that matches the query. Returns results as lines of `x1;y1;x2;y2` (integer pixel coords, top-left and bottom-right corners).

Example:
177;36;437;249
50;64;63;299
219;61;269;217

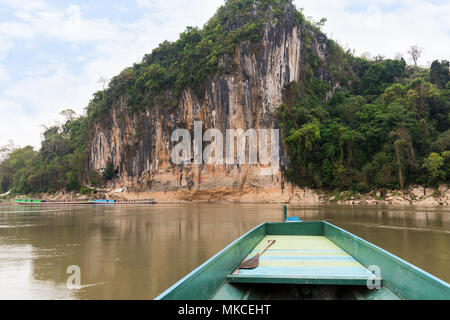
0;3;122;45
0;37;14;59
0;0;48;12
135;0;153;8
0;98;46;149
0;0;223;149
0;61;94;148
0;66;10;82
295;0;450;64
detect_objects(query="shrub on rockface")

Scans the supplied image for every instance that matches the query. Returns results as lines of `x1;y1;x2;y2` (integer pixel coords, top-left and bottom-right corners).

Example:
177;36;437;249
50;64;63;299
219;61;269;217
102;161;116;181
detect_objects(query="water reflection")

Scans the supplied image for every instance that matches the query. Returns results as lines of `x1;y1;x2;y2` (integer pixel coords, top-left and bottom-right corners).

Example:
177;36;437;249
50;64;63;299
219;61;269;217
0;204;449;299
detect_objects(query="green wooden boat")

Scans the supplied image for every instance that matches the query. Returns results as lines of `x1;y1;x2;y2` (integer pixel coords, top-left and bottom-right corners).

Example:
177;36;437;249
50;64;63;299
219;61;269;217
156;214;450;300
14;199;43;204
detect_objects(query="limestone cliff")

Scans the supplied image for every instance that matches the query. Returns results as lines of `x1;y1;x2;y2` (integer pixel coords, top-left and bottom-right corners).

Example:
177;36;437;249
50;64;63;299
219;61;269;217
88;1;338;201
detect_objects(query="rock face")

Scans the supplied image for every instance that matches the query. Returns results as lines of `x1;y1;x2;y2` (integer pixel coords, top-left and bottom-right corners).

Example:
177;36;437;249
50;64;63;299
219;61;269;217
88;3;333;201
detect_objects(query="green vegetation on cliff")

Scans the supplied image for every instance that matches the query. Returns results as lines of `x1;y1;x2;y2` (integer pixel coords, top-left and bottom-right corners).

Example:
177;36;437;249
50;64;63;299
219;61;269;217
279;59;450;191
88;0;301;120
0;0;448;196
0;112;91;194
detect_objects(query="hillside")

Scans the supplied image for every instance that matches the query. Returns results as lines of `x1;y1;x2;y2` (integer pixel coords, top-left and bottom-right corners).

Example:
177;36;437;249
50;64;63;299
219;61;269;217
0;0;449;203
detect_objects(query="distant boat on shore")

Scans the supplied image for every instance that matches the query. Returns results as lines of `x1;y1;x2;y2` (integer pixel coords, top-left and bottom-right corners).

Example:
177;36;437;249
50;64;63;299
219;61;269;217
13;199;156;206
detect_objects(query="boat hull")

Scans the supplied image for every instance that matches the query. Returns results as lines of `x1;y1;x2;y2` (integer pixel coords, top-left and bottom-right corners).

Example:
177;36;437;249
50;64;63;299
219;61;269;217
13;199;156;206
156;221;450;300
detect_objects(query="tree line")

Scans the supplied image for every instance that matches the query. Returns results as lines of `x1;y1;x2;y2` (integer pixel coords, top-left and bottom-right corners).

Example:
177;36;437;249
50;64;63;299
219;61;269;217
279;58;450;192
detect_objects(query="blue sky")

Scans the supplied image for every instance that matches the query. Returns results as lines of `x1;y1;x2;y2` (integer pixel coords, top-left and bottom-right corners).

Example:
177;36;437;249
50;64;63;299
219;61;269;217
0;0;449;149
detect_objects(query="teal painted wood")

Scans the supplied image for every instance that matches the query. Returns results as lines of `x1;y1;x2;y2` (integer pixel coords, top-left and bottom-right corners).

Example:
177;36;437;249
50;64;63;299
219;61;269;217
156;221;450;300
286;217;302;222
232;266;376;277
155;224;266;300
257;255;355;260
266;221;324;236
92;199;115;203
14;199;42;204
324;222;450;300
228;232;379;286
359;286;402;300
211;283;246;300
227;262;379;285
250;249;345;253
227;275;374;286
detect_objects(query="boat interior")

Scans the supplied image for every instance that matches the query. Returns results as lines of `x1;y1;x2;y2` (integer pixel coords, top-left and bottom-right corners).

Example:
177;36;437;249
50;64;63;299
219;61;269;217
212;282;399;300
217;234;397;300
157;221;450;300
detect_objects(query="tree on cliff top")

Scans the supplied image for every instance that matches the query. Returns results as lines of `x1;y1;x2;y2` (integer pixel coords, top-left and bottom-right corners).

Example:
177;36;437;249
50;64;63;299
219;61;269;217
408;45;422;67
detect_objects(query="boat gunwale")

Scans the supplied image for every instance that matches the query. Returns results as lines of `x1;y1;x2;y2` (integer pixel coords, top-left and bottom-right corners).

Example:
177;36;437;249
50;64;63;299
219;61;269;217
323;221;450;299
156;221;450;300
325;221;450;286
155;223;267;300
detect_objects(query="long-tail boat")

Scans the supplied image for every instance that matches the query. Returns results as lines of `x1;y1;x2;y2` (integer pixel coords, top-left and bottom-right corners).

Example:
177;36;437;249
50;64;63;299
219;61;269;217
156;208;450;300
13;199;155;205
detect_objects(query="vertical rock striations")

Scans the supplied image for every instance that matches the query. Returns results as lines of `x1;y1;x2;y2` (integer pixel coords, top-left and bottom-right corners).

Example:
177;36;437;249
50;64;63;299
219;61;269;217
88;1;335;202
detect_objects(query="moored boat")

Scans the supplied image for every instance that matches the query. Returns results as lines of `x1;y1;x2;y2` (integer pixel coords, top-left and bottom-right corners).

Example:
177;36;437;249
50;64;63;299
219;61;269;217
13;198;156;205
156;209;450;300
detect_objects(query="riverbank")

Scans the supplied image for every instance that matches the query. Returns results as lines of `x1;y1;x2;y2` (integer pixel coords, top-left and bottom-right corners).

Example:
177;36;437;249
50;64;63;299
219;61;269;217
10;183;449;206
116;184;450;206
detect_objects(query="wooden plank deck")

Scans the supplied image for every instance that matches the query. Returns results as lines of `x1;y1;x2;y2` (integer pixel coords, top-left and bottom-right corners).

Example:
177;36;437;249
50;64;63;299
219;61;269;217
227;236;380;286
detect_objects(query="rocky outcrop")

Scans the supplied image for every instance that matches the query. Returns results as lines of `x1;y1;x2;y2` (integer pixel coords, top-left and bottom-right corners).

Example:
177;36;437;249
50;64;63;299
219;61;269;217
88;3;334;200
322;185;450;206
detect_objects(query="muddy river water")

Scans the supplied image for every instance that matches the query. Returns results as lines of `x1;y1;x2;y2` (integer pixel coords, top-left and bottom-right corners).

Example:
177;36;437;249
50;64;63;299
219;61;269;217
0;204;448;299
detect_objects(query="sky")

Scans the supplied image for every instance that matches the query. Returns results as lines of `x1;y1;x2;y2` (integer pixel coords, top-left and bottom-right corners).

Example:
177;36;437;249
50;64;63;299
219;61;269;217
0;0;449;149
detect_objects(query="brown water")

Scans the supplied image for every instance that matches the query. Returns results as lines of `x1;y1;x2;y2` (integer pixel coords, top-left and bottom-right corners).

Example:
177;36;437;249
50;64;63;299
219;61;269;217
0;204;449;299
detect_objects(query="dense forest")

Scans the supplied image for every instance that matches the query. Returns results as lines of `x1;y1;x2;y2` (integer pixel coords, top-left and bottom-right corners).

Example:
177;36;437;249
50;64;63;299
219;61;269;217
279;59;450;193
0;0;449;197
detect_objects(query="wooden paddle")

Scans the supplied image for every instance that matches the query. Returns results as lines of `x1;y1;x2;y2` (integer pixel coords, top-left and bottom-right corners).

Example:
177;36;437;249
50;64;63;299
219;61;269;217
238;240;276;270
